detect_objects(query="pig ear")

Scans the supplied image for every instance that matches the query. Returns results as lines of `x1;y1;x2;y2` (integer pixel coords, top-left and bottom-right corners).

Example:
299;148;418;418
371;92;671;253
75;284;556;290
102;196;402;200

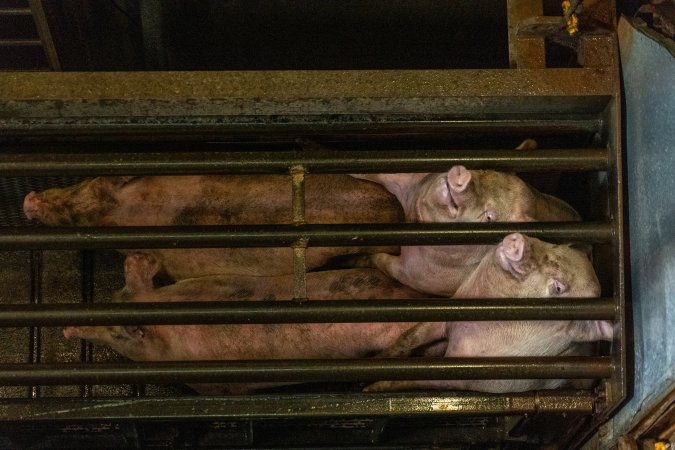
515;138;538;150
501;233;526;262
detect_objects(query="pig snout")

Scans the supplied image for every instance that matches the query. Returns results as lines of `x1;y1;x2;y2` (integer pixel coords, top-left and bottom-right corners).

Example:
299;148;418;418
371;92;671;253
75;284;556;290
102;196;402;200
23;191;40;220
447;166;471;193
497;233;525;271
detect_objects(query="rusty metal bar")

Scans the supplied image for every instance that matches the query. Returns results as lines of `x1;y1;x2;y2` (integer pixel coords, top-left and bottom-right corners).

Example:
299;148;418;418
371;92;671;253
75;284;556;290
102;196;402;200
291;165;308;301
0;69;617;101
27;0;61;71
27;251;42;399
0;8;33;15
0;39;42;46
0;357;614;385
0;149;609;176
0;298;617;326
0;391;598;420
0;222;613;250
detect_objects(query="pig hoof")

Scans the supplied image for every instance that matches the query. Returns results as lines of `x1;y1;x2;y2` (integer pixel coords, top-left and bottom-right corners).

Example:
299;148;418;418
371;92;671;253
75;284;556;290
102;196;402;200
23;191;40;220
63;326;81;339
362;381;388;393
124;253;160;291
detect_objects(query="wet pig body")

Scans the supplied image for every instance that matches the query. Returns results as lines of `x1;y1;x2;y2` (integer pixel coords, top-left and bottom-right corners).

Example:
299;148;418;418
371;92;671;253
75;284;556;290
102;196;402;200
24;175;403;279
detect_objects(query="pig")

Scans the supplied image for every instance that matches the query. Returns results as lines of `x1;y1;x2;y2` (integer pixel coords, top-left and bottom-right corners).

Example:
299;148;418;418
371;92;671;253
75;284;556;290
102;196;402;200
65;253;424;394
349;143;581;296
23;174;403;279
64;233;612;395
364;232;614;393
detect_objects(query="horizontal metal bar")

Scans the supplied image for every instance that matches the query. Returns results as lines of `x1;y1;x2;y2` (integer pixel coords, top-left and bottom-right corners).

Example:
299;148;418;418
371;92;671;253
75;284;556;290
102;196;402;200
0;391;597;420
0;222;613;250
0;298;617;327
0;7;33;15
0;357;613;385
0;118;605;142
0;39;42;47
0;148;608;176
0;69;617;101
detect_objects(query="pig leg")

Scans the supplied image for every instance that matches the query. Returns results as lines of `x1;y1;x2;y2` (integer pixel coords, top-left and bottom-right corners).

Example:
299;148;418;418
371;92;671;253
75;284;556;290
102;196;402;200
375;322;446;358
363;322;447;392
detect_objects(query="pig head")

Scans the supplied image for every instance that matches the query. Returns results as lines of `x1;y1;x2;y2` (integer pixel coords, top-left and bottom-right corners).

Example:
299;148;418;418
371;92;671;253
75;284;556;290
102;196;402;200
349;140;581;296
364;233;614;393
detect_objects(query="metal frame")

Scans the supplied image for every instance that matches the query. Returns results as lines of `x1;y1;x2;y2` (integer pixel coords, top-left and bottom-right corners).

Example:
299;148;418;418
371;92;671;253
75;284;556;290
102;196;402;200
0;1;625;447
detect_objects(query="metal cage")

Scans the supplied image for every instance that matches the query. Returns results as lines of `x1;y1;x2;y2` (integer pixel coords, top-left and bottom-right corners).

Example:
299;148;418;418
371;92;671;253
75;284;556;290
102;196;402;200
0;2;626;448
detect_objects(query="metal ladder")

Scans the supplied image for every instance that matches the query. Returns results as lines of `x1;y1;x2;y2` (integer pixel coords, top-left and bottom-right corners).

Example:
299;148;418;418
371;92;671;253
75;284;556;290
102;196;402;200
0;0;59;70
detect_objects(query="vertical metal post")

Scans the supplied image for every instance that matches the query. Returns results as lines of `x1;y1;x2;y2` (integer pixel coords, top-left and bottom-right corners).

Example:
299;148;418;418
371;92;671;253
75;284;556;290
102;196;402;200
27;0;61;70
28;250;42;399
80;250;95;398
139;0;168;69
291;165;308;301
507;0;544;68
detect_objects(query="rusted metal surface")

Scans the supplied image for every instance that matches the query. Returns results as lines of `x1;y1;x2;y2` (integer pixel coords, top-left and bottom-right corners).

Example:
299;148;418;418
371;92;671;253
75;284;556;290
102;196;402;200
27;0;60;71
507;0;543;68
0;391;597;421
0;69;617;101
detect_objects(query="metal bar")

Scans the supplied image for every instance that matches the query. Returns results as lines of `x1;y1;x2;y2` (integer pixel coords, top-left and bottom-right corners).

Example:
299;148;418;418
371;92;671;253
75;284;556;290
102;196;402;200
0;222;614;250
139;0;167;69
0;357;614;385
27;0;61;71
79;250;94;398
291;165;308;301
0;118;606;142
507;0;543;68
0;69;617;101
27;251;42;399
0;8;33;15
0;391;597;420
0;298;617;327
0;149;609;176
0;39;42;46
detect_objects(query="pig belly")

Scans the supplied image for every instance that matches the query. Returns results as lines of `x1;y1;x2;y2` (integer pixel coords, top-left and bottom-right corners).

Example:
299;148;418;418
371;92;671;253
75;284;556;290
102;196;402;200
142;246;399;279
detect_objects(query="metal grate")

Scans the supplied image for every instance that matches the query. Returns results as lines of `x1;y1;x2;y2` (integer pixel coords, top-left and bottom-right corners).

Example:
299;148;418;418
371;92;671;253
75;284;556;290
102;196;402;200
0;3;626;448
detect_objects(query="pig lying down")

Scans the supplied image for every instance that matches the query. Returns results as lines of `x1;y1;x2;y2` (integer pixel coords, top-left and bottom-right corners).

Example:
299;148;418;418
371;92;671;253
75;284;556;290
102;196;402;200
23;174;403;279
66;257;423;395
64;234;613;395
350;166;581;296
23;154;578;287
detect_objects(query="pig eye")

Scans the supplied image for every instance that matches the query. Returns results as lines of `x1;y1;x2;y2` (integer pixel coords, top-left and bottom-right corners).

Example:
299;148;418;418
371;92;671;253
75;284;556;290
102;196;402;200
484;211;496;222
549;280;567;296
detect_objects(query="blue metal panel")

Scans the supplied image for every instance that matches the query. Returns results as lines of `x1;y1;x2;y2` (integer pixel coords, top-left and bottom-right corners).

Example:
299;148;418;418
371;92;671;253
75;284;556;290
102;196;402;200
595;16;675;448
